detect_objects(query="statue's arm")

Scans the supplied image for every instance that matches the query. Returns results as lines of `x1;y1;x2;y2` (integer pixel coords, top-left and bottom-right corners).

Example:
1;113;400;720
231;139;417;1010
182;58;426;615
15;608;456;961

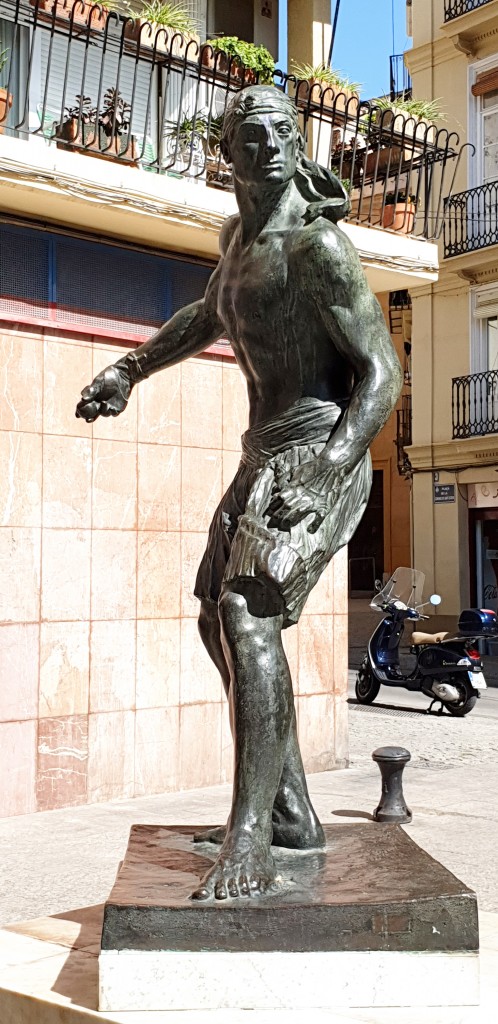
311;225;403;474
76;217;236;422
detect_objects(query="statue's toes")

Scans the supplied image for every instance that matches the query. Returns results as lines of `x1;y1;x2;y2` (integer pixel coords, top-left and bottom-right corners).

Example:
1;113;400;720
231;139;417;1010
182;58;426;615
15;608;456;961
227;877;238;898
214;880;228;900
190;884;211;901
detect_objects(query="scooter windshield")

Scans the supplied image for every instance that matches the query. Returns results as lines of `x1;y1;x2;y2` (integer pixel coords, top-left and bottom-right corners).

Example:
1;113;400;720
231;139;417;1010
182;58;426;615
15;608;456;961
370;567;426;611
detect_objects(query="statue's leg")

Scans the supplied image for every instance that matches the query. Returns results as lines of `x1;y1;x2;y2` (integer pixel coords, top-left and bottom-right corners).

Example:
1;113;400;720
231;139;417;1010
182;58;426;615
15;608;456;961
196;598;324;850
191;585;293;900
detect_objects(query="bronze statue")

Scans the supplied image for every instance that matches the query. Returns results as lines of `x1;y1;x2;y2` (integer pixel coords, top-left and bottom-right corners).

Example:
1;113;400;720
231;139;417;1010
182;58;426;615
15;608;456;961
76;86;402;902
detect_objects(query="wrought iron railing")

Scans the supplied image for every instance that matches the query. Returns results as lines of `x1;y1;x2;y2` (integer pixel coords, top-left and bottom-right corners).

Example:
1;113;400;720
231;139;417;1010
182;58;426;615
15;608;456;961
452;370;498;438
444;181;498;257
444;0;494;22
389;54;412;101
0;0;465;239
395;394;412;476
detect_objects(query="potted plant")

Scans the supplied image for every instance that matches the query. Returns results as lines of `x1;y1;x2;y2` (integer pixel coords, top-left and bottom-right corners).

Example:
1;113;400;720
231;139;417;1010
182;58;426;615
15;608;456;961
375;96;445;147
291;61;361;117
0;45;12;135
55;89;138;162
382;191;416;233
28;0;113;29
201;36;275;85
126;1;200;56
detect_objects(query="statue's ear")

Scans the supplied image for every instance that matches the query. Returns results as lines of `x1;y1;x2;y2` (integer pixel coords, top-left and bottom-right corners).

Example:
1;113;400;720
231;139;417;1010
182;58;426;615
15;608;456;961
296;131;306;153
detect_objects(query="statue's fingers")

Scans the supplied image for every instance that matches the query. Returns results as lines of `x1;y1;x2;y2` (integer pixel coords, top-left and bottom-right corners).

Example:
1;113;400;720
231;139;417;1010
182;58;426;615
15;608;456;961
75;398;101;422
80;383;99;402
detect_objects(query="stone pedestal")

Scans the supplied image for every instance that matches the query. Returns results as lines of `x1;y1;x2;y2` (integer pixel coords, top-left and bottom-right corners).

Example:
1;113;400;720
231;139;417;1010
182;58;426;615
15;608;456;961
99;823;479;1012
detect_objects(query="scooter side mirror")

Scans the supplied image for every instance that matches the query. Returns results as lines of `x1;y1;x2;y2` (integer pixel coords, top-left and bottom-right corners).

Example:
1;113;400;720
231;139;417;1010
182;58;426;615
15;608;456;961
430;594;442;606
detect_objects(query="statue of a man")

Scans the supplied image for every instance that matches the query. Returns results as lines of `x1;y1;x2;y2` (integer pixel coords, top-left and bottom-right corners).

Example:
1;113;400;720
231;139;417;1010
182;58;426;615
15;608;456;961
76;86;402;901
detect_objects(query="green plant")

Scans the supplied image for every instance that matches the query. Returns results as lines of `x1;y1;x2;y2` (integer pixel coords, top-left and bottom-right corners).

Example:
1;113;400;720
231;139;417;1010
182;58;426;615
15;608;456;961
204;36;275;83
0;45;9;74
385;191;416;205
291;61;361;94
375;95;446;122
137;1;196;34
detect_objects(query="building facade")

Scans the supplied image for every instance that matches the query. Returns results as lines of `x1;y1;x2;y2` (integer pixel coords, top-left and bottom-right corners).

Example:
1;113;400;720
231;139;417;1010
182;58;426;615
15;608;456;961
406;0;498;620
0;0;454;817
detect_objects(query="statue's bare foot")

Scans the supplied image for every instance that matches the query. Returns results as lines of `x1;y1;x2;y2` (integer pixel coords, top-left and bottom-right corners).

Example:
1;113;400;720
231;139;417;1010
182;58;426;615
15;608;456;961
191;832;279;901
193;790;324;850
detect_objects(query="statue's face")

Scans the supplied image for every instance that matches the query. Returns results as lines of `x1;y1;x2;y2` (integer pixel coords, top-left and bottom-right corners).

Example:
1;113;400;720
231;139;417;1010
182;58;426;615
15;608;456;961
228;111;298;187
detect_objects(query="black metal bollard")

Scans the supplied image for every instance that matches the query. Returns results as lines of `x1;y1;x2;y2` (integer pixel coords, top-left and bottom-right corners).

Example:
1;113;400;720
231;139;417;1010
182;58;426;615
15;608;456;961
372;746;412;824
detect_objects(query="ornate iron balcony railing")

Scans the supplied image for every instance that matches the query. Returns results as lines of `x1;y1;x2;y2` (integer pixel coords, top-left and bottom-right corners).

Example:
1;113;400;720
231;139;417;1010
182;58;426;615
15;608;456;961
444;182;498;257
0;0;464;240
389;54;412;101
444;0;494;22
452;370;498;438
395;394;412;476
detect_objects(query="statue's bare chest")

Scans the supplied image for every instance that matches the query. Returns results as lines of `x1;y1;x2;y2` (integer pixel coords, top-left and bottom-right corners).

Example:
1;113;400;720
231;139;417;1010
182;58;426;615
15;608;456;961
218;234;290;336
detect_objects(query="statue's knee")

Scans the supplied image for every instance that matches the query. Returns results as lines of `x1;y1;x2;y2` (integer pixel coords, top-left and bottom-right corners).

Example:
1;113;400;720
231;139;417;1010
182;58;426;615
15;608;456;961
218;588;250;640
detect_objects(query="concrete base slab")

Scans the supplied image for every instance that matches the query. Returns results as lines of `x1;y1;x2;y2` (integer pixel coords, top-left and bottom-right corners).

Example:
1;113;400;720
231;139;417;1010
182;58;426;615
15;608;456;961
98;823;479;1011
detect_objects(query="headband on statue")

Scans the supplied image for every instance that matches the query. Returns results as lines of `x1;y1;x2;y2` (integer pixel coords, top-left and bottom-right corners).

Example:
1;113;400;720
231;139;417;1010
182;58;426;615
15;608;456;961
222;86;350;225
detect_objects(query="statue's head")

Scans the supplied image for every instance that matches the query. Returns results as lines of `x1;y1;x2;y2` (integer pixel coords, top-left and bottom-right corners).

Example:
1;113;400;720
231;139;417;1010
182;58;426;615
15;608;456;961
221;86;300;188
221;85;349;222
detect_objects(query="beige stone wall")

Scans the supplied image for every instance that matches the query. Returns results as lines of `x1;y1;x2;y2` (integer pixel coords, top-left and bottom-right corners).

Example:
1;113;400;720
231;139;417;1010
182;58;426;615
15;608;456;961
0;324;348;818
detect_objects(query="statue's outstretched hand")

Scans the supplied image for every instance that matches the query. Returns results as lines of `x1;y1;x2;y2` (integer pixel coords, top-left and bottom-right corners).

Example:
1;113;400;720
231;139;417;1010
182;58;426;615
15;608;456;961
75;362;132;422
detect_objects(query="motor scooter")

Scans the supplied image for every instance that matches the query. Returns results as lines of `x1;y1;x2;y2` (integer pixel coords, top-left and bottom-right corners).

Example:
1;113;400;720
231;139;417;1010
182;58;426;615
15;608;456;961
355;567;497;716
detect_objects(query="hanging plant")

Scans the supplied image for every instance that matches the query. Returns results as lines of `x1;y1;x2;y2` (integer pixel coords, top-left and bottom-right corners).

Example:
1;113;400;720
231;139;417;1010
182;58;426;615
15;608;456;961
203;36;275;84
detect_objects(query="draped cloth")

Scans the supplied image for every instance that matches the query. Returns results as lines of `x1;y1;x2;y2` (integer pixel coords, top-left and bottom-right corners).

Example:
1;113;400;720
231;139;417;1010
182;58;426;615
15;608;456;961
194;397;372;626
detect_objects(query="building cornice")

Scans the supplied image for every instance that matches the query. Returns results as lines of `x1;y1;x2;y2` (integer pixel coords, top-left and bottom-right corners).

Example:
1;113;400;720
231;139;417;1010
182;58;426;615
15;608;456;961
439;3;498;57
405;37;463;74
408;434;498;471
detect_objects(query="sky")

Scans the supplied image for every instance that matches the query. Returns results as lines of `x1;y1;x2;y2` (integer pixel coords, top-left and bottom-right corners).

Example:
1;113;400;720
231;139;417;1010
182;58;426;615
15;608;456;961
278;0;412;100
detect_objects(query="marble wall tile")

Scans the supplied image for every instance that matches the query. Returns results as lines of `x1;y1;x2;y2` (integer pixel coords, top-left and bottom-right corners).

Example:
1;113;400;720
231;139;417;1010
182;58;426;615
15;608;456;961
0;431;42;528
334;693;349;769
39;621;90;718
136;618;180;709
282;624;299;687
91;343;138;444
297;615;334;695
302;561;334;616
181;447;222;533
181;359;222;450
134;706;180;796
296;693;336;774
180;533;207;617
0;333;43;433
222;363;248;451
87;710;135;803
0;720;37;816
137;364;181;445
333;614;348;697
0;624;39;722
0;527;41;623
44;341;93;438
333;547;348;615
137;444;180;531
179;702;222;790
90;530;137;620
92;440;137;530
41;529;91;622
42;434;92;529
89;620;136;713
37;715;88;810
136;531;181;619
180;618;223;705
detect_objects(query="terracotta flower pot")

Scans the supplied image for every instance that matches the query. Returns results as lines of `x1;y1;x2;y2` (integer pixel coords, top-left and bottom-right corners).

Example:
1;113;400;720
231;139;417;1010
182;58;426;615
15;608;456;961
200;47;256;84
0;87;13;134
125;20;199;58
382;200;416;234
29;0;108;28
297;80;360;118
55;119;138;163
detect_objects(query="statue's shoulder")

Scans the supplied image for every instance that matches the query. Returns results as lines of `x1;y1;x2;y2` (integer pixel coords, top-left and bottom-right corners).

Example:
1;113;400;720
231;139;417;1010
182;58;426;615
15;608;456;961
219;215;240;256
296;217;352;259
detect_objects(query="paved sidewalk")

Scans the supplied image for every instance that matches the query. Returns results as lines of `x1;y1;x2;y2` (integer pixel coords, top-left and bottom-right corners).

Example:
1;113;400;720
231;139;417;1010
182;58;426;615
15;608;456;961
0;701;497;1022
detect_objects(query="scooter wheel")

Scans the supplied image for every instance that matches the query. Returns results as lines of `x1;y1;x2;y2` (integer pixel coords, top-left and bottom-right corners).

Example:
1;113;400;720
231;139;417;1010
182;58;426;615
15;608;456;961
446;679;478;717
355;659;381;704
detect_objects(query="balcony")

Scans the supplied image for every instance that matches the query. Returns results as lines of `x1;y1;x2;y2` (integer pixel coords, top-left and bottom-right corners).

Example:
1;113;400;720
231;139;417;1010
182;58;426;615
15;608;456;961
389;54;412;101
444;182;498;259
444;0;493;22
0;0;463;245
452;369;498;438
395;394;412;476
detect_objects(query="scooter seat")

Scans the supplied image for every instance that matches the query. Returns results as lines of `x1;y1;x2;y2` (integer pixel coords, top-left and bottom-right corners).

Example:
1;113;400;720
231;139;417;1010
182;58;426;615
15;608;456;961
411;631;449;645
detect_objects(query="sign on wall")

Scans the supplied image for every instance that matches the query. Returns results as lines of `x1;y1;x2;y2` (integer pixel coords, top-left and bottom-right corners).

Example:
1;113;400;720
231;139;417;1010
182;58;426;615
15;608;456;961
433;484;456;504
